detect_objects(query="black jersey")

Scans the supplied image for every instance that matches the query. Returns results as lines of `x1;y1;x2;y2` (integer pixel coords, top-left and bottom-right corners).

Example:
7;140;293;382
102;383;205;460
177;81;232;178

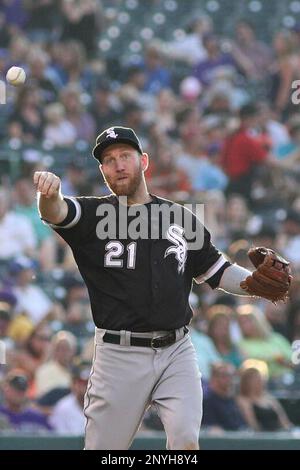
47;194;230;332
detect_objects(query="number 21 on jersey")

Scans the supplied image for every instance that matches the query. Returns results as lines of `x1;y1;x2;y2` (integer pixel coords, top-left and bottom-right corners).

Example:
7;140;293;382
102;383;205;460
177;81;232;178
104;241;137;269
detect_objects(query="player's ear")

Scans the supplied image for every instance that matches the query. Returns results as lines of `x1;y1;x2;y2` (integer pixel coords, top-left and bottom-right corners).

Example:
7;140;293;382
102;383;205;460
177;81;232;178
99;163;103;175
141;153;149;172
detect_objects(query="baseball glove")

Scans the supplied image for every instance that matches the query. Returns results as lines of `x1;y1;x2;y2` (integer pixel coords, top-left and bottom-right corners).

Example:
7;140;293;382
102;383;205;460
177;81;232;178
240;247;292;303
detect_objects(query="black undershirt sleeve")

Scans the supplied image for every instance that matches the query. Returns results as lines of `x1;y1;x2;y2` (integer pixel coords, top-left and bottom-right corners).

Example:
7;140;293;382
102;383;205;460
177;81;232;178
205;261;231;289
41;197;76;226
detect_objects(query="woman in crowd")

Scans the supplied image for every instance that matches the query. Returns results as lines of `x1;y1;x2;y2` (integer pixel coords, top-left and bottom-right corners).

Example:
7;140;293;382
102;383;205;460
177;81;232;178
237;305;293;381
207;305;244;368
237;359;292;431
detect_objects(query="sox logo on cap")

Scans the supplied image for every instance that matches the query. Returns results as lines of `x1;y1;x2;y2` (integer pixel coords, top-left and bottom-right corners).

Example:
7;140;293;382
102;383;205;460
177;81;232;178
106;128;118;139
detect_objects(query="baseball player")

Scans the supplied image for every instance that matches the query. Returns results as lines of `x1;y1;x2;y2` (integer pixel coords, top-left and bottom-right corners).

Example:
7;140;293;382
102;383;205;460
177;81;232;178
34;126;291;450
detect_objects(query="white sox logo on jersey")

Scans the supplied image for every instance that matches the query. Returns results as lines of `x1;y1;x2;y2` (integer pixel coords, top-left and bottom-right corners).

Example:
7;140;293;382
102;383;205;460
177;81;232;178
164;224;187;274
106;127;118;139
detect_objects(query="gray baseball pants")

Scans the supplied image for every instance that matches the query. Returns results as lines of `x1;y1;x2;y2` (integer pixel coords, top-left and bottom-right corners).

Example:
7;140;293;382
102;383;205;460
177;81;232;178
84;327;202;450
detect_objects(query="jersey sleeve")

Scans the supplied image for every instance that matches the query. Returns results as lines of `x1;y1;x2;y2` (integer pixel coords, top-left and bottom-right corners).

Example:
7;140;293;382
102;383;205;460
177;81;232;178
43;196;98;246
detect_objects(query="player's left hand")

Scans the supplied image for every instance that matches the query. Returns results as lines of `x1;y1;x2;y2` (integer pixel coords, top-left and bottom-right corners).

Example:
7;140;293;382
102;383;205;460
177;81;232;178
240;246;292;303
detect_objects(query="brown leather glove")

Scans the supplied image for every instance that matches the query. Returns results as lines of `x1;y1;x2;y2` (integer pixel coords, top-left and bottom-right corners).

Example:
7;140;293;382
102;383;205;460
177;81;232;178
240;247;292;303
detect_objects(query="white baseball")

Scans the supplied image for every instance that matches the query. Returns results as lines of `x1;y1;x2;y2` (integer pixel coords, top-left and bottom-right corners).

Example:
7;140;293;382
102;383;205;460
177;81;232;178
6;66;26;86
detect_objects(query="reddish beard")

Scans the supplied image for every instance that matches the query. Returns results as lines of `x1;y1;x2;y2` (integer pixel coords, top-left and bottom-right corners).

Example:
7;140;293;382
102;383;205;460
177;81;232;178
104;165;143;196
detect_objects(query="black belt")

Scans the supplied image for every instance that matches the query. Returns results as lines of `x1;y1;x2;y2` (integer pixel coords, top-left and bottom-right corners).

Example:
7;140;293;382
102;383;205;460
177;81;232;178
103;327;188;349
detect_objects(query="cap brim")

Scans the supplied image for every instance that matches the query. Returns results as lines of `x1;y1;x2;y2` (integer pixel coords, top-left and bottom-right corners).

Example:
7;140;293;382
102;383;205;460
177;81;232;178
93;138;142;162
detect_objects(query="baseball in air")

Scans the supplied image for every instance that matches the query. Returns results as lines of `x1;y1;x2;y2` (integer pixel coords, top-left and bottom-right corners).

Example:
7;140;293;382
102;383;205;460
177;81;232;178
6;66;26;86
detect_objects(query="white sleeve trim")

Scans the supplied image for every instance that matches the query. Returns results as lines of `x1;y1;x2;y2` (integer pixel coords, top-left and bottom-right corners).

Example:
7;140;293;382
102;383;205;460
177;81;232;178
48;197;82;229
218;263;253;295
194;254;228;284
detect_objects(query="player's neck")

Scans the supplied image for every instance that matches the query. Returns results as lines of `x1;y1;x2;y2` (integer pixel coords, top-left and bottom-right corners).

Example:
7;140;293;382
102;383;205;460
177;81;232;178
127;193;152;206
122;184;152;206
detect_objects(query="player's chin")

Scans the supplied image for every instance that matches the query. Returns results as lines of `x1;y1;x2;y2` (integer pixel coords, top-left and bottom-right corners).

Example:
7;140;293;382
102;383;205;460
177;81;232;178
111;181;132;196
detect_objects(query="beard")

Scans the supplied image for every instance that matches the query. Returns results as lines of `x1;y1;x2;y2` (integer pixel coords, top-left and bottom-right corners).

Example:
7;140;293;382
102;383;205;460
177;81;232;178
104;164;143;197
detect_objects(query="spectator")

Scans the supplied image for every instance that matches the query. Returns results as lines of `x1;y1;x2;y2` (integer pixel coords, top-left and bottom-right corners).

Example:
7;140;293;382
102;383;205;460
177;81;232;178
163;15;212;65
122;103;147;140
61;161;89;196
0;294;18;372
231;20;273;81
0;302;14;350
60;84;96;142
204;67;249;112
27;47;58;104
0;369;52;432
35;331;77;397
237;360;292;431
193;33;237;87
274;115;300;166
263;299;289;339
52;40;94;91
256;102;290;154
118;66;155;114
175;107;212;192
237;304;292;381
8;84;44;143
49;362;90;434
48;232;78;272
225;195;250;241
62;300;93;352
44;102;77;147
0;11;12;49
62;273;88;308
269;30;300;118
4;305;34;347
60;0;102;56
221;103;269;200
2;0;28;32
189;321;221;383
36;386;70;417
0;189;37;260
26;0;59;42
14;177;52;245
203;87;232;118
207;305;244;368
147;144;191;199
142;43;171;95
202;362;246;431
14;176;55;271
177;113;228;193
6;35;30;70
286;300;300;343
9;256;53;325
14;324;52;398
91;79;121;131
280;209;300;270
153;89;179;135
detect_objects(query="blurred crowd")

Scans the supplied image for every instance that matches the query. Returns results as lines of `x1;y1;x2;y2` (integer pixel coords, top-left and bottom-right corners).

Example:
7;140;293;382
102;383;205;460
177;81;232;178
1;0;300;437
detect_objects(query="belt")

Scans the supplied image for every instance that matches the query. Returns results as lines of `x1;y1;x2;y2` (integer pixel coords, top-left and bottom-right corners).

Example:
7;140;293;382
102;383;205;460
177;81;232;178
103;326;188;349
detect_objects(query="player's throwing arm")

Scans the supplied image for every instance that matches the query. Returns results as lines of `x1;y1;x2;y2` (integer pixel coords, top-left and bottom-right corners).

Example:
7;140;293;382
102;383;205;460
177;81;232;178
34;171;68;225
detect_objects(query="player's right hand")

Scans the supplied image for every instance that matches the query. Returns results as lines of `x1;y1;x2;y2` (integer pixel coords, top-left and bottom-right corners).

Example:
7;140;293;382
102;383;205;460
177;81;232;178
33;171;61;199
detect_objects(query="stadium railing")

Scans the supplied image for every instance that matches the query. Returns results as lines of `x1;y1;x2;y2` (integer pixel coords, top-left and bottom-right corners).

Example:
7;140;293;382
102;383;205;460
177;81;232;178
1;431;300;450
